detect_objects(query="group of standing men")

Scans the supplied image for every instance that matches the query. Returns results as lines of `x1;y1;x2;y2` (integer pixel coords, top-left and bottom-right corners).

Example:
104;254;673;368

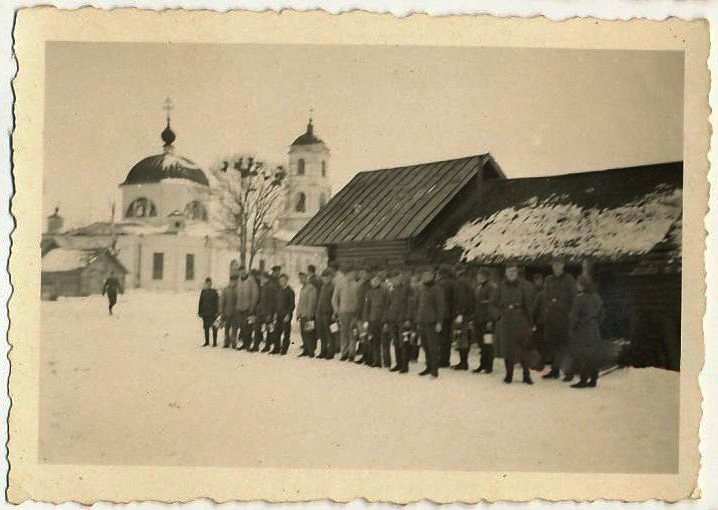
197;264;296;355
197;257;605;389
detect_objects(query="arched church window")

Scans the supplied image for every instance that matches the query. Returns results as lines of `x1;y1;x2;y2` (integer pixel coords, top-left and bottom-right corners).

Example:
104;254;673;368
126;197;157;218
185;200;208;221
297;158;305;175
321;161;326;177
319;193;327;208
296;192;306;213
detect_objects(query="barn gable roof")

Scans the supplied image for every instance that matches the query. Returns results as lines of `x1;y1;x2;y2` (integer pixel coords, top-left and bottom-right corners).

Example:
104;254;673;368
290;154;499;246
444;161;683;264
42;247;128;273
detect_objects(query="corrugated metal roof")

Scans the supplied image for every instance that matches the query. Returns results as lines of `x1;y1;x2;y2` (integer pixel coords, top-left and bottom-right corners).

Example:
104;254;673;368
290;155;487;246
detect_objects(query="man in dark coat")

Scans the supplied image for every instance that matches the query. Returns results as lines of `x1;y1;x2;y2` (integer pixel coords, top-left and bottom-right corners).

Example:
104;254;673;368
198;277;220;347
219;276;239;349
384;271;412;373
451;265;475;370
540;258;578;381
316;269;336;359
436;265;456;368
491;264;535;384
274;274;296;355
253;271;278;352
415;270;445;378
354;268;373;364
102;271;123;315
308;264;323;292
363;274;389;368
569;275;606;388
297;271;318;357
472;268;497;373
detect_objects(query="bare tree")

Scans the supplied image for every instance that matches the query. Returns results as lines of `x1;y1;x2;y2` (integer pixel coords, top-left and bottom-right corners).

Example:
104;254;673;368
210;154;288;269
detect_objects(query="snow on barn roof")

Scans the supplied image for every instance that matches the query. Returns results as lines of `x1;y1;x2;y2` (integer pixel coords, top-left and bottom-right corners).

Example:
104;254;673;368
42;248;96;272
291;154;503;246
68;221;170;236
444;161;683;264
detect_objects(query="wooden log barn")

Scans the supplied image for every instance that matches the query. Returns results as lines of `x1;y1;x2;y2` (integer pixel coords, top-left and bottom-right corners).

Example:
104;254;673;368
290;156;683;370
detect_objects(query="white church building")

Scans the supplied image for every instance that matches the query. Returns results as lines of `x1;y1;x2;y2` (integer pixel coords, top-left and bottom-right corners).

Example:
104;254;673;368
42;111;329;293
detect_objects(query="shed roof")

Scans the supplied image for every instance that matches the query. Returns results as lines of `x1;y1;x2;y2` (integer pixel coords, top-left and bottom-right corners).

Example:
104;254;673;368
444;161;683;264
290;154;494;246
42;247;128;273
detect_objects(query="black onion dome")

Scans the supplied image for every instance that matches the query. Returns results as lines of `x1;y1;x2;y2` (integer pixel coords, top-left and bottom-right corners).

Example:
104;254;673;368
161;125;176;146
122;153;209;186
291;119;325;146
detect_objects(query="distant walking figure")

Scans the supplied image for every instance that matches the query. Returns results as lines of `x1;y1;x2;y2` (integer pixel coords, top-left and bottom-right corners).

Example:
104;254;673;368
198;277;220;347
102;271;123;315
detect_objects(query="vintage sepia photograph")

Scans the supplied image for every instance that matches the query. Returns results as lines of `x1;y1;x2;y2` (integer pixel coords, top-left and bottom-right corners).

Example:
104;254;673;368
8;9;708;503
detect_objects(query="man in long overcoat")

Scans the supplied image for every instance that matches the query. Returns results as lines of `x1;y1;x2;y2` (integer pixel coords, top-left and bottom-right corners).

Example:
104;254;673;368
451;265;475;370
253;271;278;352
473;268;497;373
198;277;220;347
436;265;456;368
490;264;535;384
316;269;336;359
384;271;412;373
541;258;578;381
416;270;445;378
274;273;296;355
219;275;239;349
297;271;318;357
236;265;259;350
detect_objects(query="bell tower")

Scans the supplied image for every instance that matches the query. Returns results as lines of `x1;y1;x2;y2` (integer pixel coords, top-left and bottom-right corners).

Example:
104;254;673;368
281;113;331;231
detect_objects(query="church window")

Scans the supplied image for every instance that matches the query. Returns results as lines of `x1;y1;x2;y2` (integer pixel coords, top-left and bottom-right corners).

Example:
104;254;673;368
321;161;326;177
319;193;327;208
296;192;306;212
126;197;157;218
185;254;195;281
297;158;305;175
184;200;207;221
152;252;164;280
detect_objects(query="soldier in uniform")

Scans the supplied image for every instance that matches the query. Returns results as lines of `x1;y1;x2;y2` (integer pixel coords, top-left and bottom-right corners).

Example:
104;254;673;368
316;269;336;359
490;264;535;384
384;271;412;373
102;271;123;315
451;265;475;370
540;257;578;381
296;271;318;357
415;270;445;378
354;268;373;365
198;277;220;347
236;264;259;350
219;275;239;349
363;273;389;368
253;271;278;352
472;268;497;373
436;265;456;368
274;274;295;355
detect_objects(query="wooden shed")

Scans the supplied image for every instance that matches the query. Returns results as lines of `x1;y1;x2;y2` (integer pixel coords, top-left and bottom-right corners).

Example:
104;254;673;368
41;247;128;300
289;154;505;266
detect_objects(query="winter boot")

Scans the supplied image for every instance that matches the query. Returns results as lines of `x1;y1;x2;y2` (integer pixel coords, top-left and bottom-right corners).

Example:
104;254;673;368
452;349;469;370
523;367;533;385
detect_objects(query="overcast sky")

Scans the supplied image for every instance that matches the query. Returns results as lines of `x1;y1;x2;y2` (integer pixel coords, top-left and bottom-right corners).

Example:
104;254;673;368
43;43;683;227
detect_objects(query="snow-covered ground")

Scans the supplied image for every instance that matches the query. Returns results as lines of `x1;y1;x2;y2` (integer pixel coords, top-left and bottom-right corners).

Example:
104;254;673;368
40;290;679;473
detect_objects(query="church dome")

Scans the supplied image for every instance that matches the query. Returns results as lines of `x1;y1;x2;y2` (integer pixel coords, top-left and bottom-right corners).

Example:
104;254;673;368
122;119;209;187
291;118;325;147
